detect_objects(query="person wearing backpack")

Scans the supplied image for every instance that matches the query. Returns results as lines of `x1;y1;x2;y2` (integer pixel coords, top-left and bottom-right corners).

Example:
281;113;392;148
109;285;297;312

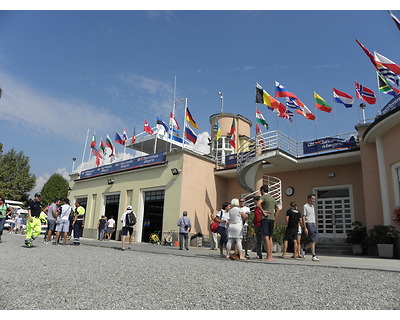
120;205;136;251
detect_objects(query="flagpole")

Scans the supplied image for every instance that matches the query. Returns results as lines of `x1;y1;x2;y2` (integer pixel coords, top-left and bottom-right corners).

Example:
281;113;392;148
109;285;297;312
169;75;177;153
313;95;318;141
376;72;383;111
183;98;188;151
81;128;89;168
88;131;94;164
332;88;339;137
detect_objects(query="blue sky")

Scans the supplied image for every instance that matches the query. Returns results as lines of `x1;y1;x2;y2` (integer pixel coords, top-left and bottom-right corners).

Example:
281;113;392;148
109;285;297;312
1;8;400;195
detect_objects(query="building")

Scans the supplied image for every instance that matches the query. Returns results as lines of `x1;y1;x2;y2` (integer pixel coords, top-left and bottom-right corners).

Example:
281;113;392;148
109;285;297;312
68;97;400;255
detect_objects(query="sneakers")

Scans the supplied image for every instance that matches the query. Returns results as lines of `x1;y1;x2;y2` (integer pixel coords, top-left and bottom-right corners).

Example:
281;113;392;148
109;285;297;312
301;247;306;257
25;239;33;247
245;254;250;259
312;255;320;261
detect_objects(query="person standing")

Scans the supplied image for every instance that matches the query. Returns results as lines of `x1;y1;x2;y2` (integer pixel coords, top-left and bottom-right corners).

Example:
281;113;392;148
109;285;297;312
72;201;85;245
0;197;13;243
14;215;22;234
302;194;320;261
25;193;42;247
281;201;302;258
239;198;250;259
54;199;71;245
225;198;246;260
215;202;230;257
177;211;192;250
106;216;116;240
120;206;136;251
257;184;280;261
45;199;61;243
209;211;218;250
98;215;107;240
251;196;263;259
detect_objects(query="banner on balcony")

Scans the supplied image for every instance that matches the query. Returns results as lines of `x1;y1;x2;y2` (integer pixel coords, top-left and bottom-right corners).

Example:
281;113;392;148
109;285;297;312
225;151;256;168
303;136;357;155
381;94;400;116
80;152;166;179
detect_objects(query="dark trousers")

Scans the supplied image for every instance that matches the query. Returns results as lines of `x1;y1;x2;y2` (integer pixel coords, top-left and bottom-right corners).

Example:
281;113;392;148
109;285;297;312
254;225;263;258
73;220;83;245
179;232;189;249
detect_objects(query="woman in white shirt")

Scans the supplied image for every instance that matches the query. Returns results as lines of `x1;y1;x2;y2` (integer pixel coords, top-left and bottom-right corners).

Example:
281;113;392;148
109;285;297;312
225;198;246;260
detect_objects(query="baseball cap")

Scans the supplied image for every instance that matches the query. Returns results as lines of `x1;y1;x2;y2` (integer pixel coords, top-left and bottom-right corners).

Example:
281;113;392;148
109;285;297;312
127;205;132;210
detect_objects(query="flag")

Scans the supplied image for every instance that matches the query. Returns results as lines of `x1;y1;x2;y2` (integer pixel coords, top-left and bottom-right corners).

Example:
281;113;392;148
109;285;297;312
144;120;154;135
255;108;268;129
375;59;400;88
156;116;169;132
355;39;378;69
90;133;96;148
169;127;183;143
275;81;306;108
186;107;199;129
96;149;101;167
228;118;236;149
296;104;316;120
374;52;400;75
314;92;332;113
215;118;221;141
333;88;354;108
256;83;286;113
106;135;115;156
131;127;136;144
389;10;400;31
115;131;125;145
355;82;376;104
123;129;128;142
378;72;398;97
99;138;106;156
279;109;294;122
255;123;265;146
286;97;301;110
169;112;180;130
184;125;197;144
91;146;99;156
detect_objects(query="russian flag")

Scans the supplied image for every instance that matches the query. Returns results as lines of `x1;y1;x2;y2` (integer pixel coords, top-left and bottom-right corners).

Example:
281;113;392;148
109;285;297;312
184;125;197;144
333;88;354;108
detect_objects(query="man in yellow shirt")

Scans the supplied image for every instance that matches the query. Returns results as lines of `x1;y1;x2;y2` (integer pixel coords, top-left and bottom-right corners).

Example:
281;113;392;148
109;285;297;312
72;201;85;245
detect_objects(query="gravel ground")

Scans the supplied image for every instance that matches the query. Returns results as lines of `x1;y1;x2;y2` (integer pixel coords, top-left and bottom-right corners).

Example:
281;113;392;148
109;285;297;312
0;233;399;310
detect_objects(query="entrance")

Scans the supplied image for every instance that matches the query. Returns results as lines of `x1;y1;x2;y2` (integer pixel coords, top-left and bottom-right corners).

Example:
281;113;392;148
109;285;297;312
316;187;353;238
141;190;165;243
105;194;120;240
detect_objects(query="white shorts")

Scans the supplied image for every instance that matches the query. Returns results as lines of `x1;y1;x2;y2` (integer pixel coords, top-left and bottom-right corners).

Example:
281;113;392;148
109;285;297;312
56;219;69;233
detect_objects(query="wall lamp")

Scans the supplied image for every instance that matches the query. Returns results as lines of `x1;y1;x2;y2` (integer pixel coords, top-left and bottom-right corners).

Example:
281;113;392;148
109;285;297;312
327;172;335;178
171;168;180;175
107;179;115;185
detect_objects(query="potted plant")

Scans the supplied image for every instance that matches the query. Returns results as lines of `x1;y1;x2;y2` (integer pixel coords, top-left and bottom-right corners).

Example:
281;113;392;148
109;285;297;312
367;224;400;258
345;221;367;255
272;225;286;253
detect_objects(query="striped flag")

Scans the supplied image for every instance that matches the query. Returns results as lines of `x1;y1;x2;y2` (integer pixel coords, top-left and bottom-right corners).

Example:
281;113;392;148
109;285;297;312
333;88;354;108
275;81;306;108
375;60;400;88
256;83;286;113
279;109;294;122
169;112;180;130
169;127;183;143
115;131;125;145
374;52;400;75
215;118;221;141
286;97;301;110
99;138;107;156
389;10;400;31
314;92;332;113
378;72;398;97
131;127;136;144
228;118;236;149
184;124;197;144
186;107;199;129
355;82;376;105
106;135;115;156
256;108;268;129
90;133;96;148
156;116;169;132
123;129;128;142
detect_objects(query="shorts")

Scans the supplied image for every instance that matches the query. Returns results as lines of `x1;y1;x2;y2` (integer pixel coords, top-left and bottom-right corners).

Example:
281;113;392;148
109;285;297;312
242;225;248;241
107;227;114;234
306;223;319;242
55;219;69;233
121;226;133;237
284;227;298;241
260;219;274;236
217;226;228;246
47;220;56;232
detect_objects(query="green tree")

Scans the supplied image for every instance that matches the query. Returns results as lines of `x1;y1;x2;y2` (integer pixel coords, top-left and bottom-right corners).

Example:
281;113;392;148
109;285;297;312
0;143;36;202
41;173;69;206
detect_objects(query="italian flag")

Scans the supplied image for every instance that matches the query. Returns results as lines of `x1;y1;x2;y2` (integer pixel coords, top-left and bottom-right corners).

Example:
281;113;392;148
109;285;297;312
256;108;268;129
314;92;332;113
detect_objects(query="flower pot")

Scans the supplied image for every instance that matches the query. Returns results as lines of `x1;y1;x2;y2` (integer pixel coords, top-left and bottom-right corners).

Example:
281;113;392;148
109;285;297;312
351;244;363;255
377;243;394;258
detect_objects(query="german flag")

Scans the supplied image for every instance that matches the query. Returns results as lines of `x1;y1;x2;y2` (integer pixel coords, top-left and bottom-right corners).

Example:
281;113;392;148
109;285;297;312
186;107;199;130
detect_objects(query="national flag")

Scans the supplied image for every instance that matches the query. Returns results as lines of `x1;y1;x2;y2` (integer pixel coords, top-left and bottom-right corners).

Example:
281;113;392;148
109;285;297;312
169;112;180;130
169;127;183;143
95;149;101;167
296;104;316;120
355;82;376;105
333;88;354;108
256;84;286;113
255;123;265;146
123;129;128;142
374;52;400;75
228;118;236;149
90;133;96;148
279;109;294;122
375;59;400;88
156;116;169;132
115;131;125;145
355;39;378;69
378;72;398;97
389;10;400;31
275;81;306;108
99;138;106;156
184;125;197;144
314;92;332;113
144;120;154;135
106;135;115;156
131;127;136;144
286;97;302;110
215;117;221;141
255;108;268;129
186;107;199;129
91;146;99;156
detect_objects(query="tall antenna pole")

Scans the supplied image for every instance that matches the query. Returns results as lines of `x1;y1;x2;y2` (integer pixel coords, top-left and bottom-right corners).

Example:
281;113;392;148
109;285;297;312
218;91;224;113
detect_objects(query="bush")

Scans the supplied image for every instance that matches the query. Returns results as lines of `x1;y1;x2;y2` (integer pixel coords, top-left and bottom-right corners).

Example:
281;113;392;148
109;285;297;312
367;225;400;245
346;221;367;245
272;225;286;246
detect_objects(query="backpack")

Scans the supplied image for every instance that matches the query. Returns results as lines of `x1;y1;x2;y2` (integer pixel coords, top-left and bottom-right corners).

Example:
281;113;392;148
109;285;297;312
125;212;136;226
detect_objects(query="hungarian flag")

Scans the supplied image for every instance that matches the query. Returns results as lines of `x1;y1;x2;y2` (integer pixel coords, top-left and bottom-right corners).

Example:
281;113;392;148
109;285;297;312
378;72;398;97
215;117;221;141
99;138;106;156
106;135;115;156
355;82;376;105
169;112;180;130
184;124;197;144
131;127;136;144
389;10;400;31
333;88;354;108
186;107;199;129
228;118;236;149
314;92;332;113
256;108;268;129
115;131;125;145
374;52;400;75
144;120;154;135
90;133;96;148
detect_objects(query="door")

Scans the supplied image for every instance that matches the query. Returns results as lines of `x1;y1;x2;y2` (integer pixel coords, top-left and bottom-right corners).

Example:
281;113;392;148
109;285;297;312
104;194;120;240
141;190;165;243
316;187;353;238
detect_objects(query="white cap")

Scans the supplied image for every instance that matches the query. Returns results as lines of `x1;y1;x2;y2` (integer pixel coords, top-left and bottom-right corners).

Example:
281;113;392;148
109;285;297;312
127;205;132;210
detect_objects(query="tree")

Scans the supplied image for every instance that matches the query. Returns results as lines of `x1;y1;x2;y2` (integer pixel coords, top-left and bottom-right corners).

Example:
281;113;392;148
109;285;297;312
41;173;69;206
0;143;36;202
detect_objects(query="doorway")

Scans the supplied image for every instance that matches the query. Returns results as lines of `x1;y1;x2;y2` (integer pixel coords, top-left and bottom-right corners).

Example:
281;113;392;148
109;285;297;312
105;194;120;240
141;190;165;243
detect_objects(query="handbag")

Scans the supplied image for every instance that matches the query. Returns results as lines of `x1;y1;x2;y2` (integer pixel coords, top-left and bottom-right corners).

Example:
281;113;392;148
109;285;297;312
210;221;219;233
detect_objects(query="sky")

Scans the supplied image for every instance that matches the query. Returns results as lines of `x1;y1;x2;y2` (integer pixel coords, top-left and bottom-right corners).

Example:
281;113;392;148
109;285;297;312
1;6;400;196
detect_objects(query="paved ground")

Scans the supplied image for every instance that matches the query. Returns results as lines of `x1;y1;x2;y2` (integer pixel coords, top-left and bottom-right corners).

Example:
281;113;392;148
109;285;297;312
0;232;399;310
